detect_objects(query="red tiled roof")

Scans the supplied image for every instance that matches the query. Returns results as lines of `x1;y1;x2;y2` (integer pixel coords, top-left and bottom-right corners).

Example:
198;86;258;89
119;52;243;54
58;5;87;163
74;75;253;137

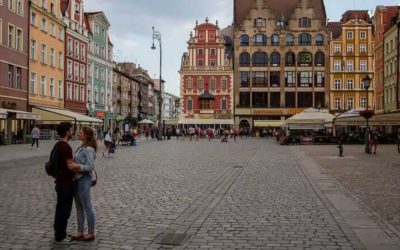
327;22;342;39
340;10;371;23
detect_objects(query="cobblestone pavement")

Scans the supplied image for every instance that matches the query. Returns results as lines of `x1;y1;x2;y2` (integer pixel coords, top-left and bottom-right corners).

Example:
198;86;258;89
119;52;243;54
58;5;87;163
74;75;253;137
0;138;397;249
298;143;400;233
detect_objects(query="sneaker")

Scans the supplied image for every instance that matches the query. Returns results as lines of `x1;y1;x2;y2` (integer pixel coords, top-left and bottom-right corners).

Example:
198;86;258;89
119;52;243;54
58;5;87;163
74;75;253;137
55;237;75;245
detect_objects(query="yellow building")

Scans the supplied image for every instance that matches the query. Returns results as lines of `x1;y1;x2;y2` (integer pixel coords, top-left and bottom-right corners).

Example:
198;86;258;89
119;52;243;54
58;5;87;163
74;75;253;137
29;0;65;109
383;22;398;113
328;11;374;114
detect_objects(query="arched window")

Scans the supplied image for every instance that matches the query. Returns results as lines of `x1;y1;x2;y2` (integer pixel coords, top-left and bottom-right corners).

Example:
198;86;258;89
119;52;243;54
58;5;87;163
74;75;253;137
316;34;324;45
252;52;268;67
299;33;311;45
239;52;250;67
240;34;249;46
270;52;280;66
271;34;280;45
253;34;267;46
297;52;313;66
285;52;295;66
315;52;325;66
286;34;294;45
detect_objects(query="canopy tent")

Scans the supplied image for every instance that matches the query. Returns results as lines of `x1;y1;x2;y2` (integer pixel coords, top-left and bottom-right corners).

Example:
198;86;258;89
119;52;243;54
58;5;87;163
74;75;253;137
32;107;102;125
253;120;284;128
334;111;400;126
138;119;154;124
286;108;334;130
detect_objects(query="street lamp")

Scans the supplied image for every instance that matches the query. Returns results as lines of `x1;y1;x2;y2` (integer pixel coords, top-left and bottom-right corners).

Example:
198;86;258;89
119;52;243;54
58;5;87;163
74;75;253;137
362;74;372;154
151;26;163;141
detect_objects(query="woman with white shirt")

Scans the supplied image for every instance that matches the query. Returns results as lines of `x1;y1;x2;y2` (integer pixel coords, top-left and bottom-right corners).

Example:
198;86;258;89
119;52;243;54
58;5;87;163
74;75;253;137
67;126;97;241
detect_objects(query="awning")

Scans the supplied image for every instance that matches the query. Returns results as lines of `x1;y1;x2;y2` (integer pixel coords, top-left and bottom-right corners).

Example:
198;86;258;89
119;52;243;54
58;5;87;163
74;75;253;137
0;108;41;120
288;123;325;130
178;118;234;125
334;112;400;126
0;108;7;119
165;119;178;125
254;120;284;127
32;107;102;125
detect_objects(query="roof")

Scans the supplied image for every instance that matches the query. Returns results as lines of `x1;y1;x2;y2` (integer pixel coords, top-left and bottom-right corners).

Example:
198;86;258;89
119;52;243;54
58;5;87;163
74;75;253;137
198;91;215;100
234;0;327;27
84;14;92;34
340;10;371;23
327;22;342;39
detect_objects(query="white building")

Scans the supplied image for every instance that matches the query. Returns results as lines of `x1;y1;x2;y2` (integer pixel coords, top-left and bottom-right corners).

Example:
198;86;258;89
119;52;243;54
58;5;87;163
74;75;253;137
163;92;180;121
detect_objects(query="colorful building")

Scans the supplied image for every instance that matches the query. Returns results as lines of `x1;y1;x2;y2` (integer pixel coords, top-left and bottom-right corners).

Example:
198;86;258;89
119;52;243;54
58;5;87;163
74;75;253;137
373;6;400;114
29;0;65;110
328;11;374;113
233;0;329;130
62;0;89;114
179;18;234;128
383;17;398;113
0;0;38;144
85;11;114;129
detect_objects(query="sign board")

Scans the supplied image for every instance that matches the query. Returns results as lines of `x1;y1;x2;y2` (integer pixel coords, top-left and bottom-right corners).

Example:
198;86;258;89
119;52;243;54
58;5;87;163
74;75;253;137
96;112;105;118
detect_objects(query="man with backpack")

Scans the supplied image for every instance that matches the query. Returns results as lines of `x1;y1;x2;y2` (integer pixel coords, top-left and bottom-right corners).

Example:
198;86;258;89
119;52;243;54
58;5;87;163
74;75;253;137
46;122;75;245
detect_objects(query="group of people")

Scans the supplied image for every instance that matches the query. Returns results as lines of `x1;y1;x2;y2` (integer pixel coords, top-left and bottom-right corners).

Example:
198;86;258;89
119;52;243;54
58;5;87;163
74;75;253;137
49;122;97;245
174;127;241;142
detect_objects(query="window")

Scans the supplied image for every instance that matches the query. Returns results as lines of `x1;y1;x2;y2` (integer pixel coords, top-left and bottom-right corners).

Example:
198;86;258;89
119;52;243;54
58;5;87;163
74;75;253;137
221;78;227;91
286;34;294;45
50;48;54;66
360;60;367;72
239;92;250;107
81;44;85;59
15;67;21;89
240;72;250;87
58;52;63;69
80;64;85;79
270;52;280;66
299;33;311;45
8;0;15;11
40;75;46;96
360;44;366;53
74;84;79;100
41;17;47;32
334;60;341;71
30;72;36;94
197;78;203;91
347;60;354;72
187;97;193;110
49;78;54;97
298;72;312;87
360;97;367;108
31;11;37;26
15;28;22;51
30;39;36;60
41;44;46;64
299;17;311;27
50;2;54;14
197;48;203;56
221;97;227;110
347;31;353;39
100;68;105;81
58;80;62;98
252;92;268;108
16;0;22;15
347;44;353;53
58;27;64;41
240;35;249;46
210;60;216;67
210;49;216;56
285;71;295;87
8;24;15;48
197;60;204;67
94;86;98;103
335;97;341;109
186;78;193;90
254;18;266;28
67;38;72;54
41;0;46;8
285;52;295;66
67;83;72;100
334;44;341;53
95;66;99;79
252;71;268;87
7;65;13;87
74;41;79;58
253;34;267;46
80;86;85;102
298;52;312;66
346;97;354;109
315;52;325;66
360;31;366;39
252;52;268;67
239;52;250;67
334;79;341;90
101;46;105;58
315;34;324;45
210;78;216;91
74;62;79;77
347;79;354;90
315;72;325;87
271;34;279;45
270;72;280;87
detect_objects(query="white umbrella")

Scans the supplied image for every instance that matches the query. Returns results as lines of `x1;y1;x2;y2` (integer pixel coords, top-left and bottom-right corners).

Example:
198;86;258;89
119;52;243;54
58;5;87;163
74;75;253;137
138;119;154;124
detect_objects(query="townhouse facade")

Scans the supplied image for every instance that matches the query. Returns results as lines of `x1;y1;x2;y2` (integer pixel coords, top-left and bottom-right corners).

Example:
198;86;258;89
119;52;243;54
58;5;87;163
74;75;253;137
383;18;398;113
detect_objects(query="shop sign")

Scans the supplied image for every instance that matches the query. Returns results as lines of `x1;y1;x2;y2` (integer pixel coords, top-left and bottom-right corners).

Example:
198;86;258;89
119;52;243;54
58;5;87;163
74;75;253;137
287;108;304;115
200;109;214;114
96;111;105;118
252;109;283;115
2;101;17;110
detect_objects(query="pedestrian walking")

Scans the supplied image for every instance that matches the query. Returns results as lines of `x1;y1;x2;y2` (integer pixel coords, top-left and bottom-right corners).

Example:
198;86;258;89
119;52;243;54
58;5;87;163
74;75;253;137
68;126;97;242
50;122;75;245
232;127;237;142
31;125;40;150
369;129;379;154
102;128;112;156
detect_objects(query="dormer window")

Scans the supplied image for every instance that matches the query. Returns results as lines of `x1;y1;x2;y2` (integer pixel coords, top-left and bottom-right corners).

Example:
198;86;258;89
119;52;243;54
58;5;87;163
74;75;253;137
299;17;311;27
254;18;266;28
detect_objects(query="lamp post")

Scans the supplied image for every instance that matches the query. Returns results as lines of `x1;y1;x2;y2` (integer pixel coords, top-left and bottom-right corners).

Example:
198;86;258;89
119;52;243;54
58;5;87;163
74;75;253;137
362;74;372;154
151;26;163;140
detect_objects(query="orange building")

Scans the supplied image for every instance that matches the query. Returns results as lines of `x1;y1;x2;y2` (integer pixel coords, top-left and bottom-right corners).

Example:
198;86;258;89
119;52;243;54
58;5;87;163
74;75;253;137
29;0;65;110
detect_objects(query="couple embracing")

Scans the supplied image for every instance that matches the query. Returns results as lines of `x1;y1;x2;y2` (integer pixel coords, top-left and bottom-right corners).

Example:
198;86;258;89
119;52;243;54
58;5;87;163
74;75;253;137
49;122;97;245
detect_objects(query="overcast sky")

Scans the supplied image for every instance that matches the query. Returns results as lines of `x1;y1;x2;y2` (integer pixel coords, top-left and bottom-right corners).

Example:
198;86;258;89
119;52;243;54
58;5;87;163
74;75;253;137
84;0;400;96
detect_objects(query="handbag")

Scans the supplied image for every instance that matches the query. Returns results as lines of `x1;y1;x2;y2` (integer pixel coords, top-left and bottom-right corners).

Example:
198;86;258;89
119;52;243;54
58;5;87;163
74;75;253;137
90;170;97;187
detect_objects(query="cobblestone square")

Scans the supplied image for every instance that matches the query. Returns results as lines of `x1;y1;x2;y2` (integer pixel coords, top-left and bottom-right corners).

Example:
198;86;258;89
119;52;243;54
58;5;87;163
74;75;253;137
0;139;399;249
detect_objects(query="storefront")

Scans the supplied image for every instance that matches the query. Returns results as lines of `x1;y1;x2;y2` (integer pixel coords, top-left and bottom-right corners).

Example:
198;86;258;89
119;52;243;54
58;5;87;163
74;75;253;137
178;118;234;129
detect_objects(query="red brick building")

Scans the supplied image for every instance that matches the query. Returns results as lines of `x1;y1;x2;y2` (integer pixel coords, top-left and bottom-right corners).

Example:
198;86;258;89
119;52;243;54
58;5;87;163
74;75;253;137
179;19;234;128
61;0;88;114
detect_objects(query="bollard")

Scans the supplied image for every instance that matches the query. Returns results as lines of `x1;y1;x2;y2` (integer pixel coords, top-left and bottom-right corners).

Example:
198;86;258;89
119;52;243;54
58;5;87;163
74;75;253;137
337;138;343;157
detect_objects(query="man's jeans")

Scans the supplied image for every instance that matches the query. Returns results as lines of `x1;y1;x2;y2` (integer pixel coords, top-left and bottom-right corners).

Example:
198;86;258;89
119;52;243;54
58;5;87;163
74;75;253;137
74;175;95;234
54;185;74;242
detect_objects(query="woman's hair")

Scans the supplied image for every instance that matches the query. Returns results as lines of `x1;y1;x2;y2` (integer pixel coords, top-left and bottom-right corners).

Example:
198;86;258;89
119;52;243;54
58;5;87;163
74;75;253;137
81;126;98;152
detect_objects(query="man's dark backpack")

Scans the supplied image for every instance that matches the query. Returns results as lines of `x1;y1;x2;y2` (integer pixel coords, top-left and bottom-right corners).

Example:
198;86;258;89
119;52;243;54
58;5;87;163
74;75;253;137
45;143;59;177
